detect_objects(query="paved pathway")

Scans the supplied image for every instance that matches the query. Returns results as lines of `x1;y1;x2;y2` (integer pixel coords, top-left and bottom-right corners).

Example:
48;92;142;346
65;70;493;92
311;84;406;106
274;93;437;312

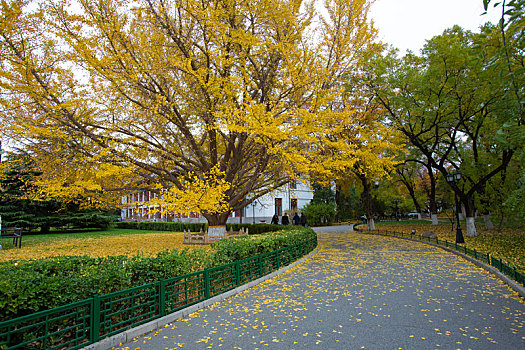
116;227;525;349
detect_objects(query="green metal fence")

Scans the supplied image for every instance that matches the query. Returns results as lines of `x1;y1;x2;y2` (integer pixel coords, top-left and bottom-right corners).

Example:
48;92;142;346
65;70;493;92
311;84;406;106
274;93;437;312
0;237;317;350
364;228;525;288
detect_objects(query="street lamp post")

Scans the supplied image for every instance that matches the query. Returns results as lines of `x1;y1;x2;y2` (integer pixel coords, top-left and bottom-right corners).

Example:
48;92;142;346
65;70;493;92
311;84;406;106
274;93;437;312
446;172;465;244
394;198;399;221
252;201;256;224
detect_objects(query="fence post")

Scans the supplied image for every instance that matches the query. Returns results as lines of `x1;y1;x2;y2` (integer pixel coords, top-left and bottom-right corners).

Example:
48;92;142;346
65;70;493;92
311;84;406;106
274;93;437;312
235;261;241;287
158;281;166;317
204;269;210;299
258;256;263;278
90;294;101;344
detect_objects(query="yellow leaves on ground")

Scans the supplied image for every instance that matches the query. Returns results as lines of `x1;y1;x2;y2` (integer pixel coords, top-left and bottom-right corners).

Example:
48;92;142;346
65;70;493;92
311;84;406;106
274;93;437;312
375;221;525;274
116;230;525;350
0;232;207;262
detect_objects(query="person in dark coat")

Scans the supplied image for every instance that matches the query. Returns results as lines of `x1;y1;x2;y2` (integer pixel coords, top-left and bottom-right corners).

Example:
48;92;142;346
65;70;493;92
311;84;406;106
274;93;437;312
293;213;300;225
281;214;290;225
300;213;307;226
271;214;279;225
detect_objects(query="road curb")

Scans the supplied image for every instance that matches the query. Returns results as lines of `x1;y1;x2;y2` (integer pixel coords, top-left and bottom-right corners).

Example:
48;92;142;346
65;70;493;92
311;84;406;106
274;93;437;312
82;243;321;350
361;231;525;299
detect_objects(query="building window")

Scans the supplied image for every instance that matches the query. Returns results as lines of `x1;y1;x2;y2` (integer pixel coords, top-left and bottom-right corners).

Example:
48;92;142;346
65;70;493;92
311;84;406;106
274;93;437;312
289;180;297;189
275;198;282;216
291;198;298;211
235;207;246;217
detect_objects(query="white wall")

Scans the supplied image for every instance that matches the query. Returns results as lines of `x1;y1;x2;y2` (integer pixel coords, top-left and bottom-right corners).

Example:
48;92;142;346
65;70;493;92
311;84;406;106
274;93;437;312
121;180;314;224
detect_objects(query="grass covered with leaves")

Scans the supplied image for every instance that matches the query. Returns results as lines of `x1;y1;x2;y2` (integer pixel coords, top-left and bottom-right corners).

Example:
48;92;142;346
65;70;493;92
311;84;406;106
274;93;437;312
0;228;201;262
374;220;525;274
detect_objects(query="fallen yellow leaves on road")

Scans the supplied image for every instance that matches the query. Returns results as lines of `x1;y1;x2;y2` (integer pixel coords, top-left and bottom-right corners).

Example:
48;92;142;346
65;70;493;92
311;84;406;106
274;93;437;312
0;232;208;262
115;231;525;350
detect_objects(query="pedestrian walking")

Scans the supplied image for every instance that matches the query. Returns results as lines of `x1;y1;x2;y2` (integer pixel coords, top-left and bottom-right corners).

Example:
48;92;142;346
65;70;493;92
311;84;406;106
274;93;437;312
271;214;279;225
300;213;307;226
293;213;300;225
281;214;290;225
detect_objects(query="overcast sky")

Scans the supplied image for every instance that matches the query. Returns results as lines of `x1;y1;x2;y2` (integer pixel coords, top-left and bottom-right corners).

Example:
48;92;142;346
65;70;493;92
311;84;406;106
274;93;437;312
369;0;503;54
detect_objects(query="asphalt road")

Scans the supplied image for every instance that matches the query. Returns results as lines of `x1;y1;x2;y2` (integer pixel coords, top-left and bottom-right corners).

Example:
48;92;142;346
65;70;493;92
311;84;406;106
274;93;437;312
116;226;525;350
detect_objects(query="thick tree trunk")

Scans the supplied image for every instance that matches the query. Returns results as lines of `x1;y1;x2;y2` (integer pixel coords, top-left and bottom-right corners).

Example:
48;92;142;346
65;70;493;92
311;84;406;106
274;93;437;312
368;217;376;231
335;183;341;222
202;212;231;226
360;176;374;231
427;165;438;225
483;213;494;230
463;197;478;237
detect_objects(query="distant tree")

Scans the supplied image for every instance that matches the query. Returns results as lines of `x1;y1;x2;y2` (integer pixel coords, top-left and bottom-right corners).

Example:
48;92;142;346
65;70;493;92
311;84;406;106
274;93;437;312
483;0;525;221
335;185;362;221
367;26;520;236
0;152;117;232
301;202;336;226
312;184;336;205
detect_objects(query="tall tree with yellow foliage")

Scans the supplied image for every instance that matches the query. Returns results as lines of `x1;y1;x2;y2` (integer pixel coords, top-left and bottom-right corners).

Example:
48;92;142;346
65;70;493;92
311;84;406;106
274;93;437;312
1;0;382;225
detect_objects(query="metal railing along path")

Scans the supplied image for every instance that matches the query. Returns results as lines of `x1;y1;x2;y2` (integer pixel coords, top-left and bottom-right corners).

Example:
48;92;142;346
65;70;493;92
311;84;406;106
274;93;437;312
355;227;525;295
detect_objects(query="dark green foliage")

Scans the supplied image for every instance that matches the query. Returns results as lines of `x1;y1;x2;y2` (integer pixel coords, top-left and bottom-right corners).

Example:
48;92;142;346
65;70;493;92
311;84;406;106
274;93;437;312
212;227;313;264
0;227;316;322
116;221;208;232
312;183;335;205
115;221;287;235
0;154;51;231
0;153;118;232
301;202;336;226
226;223;289;235
336;186;362;221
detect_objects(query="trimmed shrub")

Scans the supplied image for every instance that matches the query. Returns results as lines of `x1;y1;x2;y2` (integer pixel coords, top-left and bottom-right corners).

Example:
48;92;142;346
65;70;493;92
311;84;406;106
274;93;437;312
225;223;290;235
115;222;288;235
0;227;316;322
301;202;336;226
116;221;207;232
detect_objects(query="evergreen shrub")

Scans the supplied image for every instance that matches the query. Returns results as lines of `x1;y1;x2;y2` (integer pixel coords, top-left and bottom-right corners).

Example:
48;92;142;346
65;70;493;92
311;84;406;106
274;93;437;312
0;227;316;322
115;221;287;235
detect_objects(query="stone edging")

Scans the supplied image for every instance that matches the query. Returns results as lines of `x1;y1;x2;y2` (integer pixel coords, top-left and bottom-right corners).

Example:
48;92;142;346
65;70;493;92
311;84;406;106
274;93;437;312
82;243;321;350
361;230;525;299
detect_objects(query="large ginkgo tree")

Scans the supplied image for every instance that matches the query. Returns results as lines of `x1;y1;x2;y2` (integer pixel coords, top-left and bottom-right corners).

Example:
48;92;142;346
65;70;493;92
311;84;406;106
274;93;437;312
0;0;384;225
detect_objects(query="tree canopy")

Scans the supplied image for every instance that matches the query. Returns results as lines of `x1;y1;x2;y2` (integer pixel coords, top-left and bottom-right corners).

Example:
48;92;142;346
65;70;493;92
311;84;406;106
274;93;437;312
0;0;385;224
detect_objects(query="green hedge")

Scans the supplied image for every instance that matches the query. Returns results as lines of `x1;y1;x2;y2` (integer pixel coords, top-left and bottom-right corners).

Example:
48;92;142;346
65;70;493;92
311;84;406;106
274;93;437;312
115;221;207;232
0;227;316;322
225;223;290;235
115;221;288;235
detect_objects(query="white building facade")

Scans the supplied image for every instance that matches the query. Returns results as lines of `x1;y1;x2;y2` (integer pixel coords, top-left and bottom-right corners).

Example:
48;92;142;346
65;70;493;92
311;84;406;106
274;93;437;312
121;180;313;224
